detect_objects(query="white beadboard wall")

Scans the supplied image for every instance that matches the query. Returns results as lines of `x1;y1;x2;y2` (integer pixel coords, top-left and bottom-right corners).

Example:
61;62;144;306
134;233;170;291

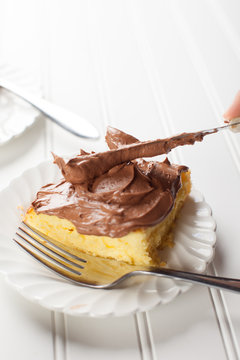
0;1;240;359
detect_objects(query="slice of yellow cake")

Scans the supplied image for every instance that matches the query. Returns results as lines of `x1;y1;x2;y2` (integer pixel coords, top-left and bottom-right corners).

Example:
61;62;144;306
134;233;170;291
24;127;192;266
25;170;190;266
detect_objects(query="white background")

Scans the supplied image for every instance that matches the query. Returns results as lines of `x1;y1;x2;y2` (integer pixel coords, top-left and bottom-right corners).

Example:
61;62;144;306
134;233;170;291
0;0;240;359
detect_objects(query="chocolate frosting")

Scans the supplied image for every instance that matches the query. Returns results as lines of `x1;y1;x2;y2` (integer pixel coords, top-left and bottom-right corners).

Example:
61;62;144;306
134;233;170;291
32;126;212;237
52;127;213;185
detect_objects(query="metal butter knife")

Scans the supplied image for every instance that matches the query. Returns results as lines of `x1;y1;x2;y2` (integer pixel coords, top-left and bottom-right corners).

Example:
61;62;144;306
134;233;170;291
0;79;99;139
201;119;240;134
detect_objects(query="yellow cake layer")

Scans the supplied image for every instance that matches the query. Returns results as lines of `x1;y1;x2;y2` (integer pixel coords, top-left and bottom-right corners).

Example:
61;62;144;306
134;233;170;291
25;171;191;266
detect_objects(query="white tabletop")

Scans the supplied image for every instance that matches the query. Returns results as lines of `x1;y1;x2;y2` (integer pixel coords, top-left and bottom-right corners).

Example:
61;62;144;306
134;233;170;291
0;0;240;359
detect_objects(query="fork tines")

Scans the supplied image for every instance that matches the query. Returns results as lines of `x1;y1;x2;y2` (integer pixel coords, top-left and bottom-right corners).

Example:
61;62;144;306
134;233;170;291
14;223;87;280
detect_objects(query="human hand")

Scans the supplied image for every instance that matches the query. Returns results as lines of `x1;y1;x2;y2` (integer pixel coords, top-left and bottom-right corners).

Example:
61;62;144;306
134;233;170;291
223;90;240;132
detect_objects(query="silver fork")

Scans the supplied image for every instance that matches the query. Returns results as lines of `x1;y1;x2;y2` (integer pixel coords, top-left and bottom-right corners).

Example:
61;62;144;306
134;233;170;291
14;223;240;292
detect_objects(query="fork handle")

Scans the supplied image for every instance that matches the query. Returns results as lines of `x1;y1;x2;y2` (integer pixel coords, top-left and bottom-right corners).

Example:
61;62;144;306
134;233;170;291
142;268;240;293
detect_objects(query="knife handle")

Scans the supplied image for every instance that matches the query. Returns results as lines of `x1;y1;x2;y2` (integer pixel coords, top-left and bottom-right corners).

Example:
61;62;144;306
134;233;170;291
0;80;99;139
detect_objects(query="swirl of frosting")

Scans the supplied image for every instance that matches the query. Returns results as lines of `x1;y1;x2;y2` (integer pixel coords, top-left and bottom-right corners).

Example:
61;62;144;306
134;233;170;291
32;127;190;237
52;126;213;185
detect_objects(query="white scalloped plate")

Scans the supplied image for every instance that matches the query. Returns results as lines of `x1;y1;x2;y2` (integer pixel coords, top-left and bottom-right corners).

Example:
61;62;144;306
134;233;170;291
0;161;216;317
